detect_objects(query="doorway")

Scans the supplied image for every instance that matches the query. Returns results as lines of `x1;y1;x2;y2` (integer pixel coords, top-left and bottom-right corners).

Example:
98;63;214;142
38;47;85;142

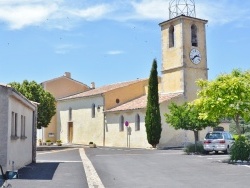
68;122;73;143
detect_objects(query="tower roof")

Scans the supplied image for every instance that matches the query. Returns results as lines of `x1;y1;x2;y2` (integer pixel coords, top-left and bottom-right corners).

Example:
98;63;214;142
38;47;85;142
159;14;207;27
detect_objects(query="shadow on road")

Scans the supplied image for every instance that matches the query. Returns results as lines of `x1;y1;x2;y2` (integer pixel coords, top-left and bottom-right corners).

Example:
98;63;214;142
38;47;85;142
17;162;59;180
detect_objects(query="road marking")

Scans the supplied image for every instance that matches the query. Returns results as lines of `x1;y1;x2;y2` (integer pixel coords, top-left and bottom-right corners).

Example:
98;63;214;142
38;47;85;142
37;160;82;163
241;165;250;169
37;148;78;155
79;148;105;188
95;152;182;157
98;147;144;151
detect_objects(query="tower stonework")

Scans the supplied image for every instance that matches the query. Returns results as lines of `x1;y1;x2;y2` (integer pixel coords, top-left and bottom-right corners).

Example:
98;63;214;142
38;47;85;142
159;15;208;101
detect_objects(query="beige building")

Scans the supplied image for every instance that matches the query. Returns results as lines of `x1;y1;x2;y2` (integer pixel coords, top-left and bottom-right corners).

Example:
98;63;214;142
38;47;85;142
47;8;229;148
54;14;213;148
38;72;90;143
57;79;148;146
0;84;37;171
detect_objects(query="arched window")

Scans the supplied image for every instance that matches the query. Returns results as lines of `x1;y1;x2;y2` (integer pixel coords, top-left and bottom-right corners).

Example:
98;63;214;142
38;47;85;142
119;115;124;132
135;114;140;131
191;24;198;47
69;107;72;121
92;104;95;118
169;25;175;48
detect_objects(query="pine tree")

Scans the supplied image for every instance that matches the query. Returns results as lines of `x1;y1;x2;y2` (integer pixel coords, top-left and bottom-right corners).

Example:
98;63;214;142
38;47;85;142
145;59;162;148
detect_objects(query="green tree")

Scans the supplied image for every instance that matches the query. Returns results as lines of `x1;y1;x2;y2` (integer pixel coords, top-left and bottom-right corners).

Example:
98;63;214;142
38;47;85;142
9;80;56;129
145;59;162;148
165;102;218;145
195;69;250;135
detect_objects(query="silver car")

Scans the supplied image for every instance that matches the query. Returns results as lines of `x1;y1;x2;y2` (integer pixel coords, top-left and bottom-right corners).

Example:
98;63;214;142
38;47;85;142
203;131;235;154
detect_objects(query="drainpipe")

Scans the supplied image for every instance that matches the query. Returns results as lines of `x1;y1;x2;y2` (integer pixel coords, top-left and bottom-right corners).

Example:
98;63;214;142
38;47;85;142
102;94;106;147
32;103;38;163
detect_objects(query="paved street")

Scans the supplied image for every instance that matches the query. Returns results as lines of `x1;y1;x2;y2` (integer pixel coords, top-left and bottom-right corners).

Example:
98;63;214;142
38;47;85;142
9;147;88;188
86;147;250;188
6;146;250;188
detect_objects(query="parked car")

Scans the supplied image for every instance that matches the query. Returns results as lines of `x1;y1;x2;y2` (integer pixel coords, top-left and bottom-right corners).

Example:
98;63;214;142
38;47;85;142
203;131;235;154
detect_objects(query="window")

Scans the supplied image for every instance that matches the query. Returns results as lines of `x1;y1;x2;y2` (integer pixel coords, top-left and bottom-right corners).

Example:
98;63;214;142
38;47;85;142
169;25;175;48
21;115;26;138
92;104;95;118
191;24;198;47
135;114;140;131
119;115;124;132
69;107;72;121
223;133;229;140
11;112;18;138
205;132;223;139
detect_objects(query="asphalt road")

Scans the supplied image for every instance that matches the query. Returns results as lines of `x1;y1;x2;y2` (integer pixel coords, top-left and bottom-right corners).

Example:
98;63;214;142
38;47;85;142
85;147;250;188
8;148;88;188
5;146;250;188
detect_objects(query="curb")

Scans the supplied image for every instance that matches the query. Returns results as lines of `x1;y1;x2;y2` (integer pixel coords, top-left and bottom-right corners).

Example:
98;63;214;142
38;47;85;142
37;144;86;151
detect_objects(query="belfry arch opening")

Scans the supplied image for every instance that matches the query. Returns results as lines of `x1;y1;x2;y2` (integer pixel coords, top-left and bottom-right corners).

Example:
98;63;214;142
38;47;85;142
191;24;198;47
169;25;175;48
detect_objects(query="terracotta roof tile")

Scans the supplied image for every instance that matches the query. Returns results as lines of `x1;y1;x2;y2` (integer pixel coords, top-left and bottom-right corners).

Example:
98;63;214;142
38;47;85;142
58;78;148;101
106;92;183;112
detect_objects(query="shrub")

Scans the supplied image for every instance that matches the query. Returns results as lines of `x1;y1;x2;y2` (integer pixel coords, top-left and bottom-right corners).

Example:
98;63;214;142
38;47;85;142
233;135;239;140
46;139;51;142
184;142;205;154
244;132;250;140
230;136;250;162
89;142;93;145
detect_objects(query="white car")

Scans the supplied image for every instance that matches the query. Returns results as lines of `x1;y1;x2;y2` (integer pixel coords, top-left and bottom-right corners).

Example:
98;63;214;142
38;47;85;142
203;131;235;154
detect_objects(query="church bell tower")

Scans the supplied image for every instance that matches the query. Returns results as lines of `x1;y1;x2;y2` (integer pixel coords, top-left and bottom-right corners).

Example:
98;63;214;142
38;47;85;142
159;0;208;101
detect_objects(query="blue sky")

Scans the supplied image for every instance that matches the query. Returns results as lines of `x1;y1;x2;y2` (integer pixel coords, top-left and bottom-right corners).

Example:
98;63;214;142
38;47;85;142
1;0;250;87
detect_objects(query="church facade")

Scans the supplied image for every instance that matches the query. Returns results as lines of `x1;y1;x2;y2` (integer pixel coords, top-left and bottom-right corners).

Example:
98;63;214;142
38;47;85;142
38;72;91;143
53;11;228;148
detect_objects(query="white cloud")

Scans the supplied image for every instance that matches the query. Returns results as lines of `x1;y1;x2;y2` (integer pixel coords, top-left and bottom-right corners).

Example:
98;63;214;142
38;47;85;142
0;1;112;30
0;2;58;29
0;0;249;30
54;44;81;54
130;0;169;20
196;1;249;25
118;0;250;28
69;4;113;21
106;50;124;55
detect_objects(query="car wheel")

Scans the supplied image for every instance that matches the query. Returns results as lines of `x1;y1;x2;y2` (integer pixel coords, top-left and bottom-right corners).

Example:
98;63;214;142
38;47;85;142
204;151;209;155
224;146;229;154
214;151;219;154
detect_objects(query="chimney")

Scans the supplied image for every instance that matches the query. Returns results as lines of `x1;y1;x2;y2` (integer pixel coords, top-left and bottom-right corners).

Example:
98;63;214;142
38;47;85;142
64;72;71;78
91;82;95;89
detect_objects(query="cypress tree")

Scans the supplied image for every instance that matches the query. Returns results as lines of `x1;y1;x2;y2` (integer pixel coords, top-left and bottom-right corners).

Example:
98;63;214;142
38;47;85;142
145;59;162;148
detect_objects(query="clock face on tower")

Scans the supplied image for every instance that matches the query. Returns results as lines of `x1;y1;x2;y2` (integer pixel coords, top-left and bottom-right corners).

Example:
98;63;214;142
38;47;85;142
189;48;201;64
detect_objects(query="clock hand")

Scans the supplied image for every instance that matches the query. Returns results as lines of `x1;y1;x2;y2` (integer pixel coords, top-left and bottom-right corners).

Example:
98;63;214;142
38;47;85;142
192;55;198;61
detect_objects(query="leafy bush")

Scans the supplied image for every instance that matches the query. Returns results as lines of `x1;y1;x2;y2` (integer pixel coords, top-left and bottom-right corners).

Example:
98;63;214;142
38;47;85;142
244;132;250;140
184;142;205;154
230;136;250;162
233;135;239;140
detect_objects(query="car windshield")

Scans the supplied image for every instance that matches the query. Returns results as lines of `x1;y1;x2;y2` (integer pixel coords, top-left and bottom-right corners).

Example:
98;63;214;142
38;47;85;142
205;132;223;139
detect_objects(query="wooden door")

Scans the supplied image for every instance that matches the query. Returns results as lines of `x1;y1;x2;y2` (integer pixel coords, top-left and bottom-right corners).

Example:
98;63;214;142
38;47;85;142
68;122;73;143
